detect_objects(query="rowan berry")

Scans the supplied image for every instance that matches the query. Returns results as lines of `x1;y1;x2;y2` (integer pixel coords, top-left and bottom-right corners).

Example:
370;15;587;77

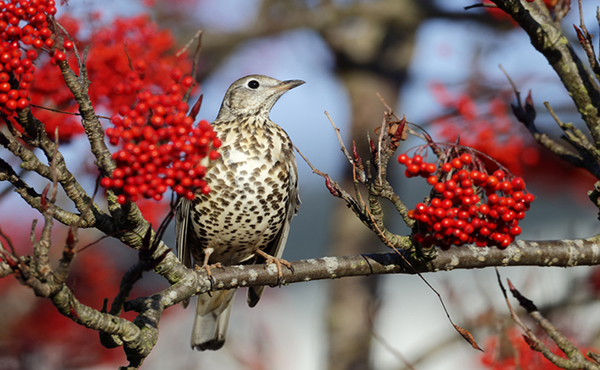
460;153;472;164
401;149;534;249
451;158;463;169
103;68;220;203
427;175;438;185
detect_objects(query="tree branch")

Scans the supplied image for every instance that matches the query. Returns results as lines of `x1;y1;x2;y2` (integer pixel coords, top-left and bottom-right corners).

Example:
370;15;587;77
492;0;600;147
137;235;600;299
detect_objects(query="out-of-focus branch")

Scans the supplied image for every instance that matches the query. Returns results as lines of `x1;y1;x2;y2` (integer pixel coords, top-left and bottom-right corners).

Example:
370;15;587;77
498;271;600;370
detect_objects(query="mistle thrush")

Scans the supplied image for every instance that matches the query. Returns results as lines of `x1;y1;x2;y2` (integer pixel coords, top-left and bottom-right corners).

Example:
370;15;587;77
176;74;303;351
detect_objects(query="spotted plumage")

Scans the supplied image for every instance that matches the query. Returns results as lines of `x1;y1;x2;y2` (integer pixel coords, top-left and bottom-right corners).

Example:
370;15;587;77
176;75;303;351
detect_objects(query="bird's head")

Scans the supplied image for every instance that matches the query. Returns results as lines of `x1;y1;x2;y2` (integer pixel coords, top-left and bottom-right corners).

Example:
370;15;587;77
216;75;305;121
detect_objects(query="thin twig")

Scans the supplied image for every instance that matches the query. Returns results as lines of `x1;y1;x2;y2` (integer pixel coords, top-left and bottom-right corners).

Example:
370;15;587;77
377;114;385;184
499;64;519;96
325;111;353;164
495;268;539;342
544;101;597;153
293;144;327;177
177;30;203;103
29;104;111;120
464;3;497;10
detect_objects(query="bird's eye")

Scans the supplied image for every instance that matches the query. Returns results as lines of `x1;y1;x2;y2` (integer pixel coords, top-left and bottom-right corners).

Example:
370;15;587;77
247;80;260;89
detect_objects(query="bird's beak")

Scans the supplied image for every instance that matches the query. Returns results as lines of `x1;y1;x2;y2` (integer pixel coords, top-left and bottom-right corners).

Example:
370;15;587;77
277;79;305;91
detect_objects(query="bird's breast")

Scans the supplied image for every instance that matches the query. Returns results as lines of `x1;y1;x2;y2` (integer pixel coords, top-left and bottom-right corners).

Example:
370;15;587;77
188;122;295;265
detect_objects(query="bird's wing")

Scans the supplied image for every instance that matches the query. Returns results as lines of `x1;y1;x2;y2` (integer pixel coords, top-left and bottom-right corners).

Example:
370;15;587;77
247;158;300;307
175;197;194;308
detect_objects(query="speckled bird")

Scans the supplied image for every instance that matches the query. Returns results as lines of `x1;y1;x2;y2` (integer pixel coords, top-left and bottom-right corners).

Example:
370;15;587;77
176;74;303;351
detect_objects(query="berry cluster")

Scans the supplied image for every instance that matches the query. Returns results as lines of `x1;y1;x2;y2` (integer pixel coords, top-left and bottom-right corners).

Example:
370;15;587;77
102;65;220;204
398;152;534;249
0;0;58;114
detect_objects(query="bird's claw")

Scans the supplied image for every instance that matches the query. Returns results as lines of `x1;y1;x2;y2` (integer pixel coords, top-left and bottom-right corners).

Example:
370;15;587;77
255;249;293;286
195;262;223;291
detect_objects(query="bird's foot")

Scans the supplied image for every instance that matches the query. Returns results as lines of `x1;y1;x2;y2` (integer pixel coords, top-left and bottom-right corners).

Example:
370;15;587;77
255;249;293;286
195;262;223;291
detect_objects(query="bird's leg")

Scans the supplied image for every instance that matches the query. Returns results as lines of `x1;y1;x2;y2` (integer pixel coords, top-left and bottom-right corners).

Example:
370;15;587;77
194;248;223;291
255;249;293;285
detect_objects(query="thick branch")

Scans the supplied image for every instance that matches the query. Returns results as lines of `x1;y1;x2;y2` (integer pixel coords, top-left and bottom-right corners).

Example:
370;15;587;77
57;52;115;177
152;236;600;295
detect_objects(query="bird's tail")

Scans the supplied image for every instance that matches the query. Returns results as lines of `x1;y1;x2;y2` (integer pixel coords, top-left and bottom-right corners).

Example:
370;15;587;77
191;289;237;351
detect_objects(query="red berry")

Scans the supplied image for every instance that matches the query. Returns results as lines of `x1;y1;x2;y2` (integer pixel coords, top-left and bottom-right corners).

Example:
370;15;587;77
493;170;505;181
427;175;438;185
407;164;420;175
502;211;515;222
21;59;32;70
26;49;37;60
461;196;474;206
54;51;66;62
499;181;512;193
16;98;27;109
524;193;535;204
32;38;43;48
486;176;499;189
511;177;525;190
4;99;16;111
510;226;522;236
134;59;147;72
512;191;524;202
179;76;193;88
424;162;436;174
433;208;444;219
441;199;453;209
457;210;469;220
170;68;182;82
475;238;488;247
460;153;472;164
100;177;112;188
61;39;74;51
451;158;463;169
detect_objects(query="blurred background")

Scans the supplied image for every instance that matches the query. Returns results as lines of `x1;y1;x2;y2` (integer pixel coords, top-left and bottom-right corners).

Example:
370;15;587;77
2;0;600;369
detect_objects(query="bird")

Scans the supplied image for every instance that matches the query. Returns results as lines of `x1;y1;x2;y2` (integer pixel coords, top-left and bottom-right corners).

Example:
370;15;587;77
175;74;303;351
